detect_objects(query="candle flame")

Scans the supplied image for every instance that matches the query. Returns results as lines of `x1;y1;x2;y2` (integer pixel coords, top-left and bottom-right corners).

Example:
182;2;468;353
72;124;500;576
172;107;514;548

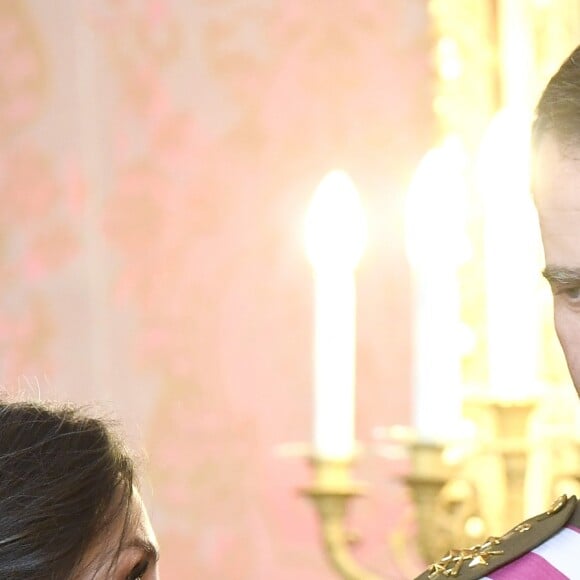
304;170;367;271
405;136;470;271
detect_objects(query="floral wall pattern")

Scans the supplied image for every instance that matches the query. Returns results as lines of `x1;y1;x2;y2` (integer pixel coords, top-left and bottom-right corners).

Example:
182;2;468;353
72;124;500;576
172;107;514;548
1;1;434;577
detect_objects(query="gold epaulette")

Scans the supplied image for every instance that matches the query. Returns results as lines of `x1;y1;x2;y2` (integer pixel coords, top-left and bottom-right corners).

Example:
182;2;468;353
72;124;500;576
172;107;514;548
414;494;577;580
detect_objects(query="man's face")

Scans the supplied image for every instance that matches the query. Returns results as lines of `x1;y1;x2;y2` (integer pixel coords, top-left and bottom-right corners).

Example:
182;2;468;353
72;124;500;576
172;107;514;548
535;133;580;396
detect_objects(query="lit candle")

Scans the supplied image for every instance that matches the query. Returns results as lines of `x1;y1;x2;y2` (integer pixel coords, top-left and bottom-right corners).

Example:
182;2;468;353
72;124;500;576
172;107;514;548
405;137;470;441
477;109;542;398
304;170;367;460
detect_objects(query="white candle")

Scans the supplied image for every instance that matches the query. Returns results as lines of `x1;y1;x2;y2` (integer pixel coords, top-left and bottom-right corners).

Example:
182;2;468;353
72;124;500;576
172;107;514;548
477;109;542;399
305;170;367;460
405;137;470;441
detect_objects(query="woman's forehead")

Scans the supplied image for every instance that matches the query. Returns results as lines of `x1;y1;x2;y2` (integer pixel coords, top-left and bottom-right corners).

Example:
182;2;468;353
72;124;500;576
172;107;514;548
76;489;158;578
124;490;159;555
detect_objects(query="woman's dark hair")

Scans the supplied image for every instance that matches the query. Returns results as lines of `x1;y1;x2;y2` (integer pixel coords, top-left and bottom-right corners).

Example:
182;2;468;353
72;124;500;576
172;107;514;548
0;400;135;579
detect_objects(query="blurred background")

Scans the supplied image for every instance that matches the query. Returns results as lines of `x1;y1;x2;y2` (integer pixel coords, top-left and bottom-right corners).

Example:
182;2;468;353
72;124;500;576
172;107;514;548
2;1;580;578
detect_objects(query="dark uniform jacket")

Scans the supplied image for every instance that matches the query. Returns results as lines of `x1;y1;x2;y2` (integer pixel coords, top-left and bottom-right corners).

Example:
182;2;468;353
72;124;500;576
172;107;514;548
414;494;580;579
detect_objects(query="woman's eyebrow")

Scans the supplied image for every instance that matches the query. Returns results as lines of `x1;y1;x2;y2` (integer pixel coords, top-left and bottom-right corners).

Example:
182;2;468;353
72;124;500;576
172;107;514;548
124;538;160;563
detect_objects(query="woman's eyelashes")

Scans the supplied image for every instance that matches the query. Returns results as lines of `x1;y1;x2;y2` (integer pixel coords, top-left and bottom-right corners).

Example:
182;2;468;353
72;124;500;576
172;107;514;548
126;559;149;580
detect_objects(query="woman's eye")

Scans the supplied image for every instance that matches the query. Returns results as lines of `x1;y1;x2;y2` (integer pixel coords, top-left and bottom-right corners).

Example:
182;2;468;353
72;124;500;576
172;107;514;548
126;560;149;580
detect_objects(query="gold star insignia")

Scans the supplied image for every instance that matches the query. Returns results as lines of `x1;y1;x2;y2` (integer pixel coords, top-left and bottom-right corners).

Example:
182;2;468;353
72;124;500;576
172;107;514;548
545;494;567;515
428;563;447;578
482;536;501;547
448;549;463;561
468;554;489;568
513;522;532;533
428;545;505;577
427;543;504;577
448;558;465;576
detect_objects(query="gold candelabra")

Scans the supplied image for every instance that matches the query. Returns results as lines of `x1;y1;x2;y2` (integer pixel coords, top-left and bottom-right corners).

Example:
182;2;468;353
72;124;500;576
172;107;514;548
301;394;580;579
303;458;382;580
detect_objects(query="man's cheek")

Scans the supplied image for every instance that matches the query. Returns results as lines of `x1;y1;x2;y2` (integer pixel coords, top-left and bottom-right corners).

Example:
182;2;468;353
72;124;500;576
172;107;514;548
554;312;580;379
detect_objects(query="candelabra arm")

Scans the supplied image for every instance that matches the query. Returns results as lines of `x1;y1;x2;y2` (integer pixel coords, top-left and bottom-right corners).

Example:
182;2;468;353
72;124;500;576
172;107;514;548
303;459;384;580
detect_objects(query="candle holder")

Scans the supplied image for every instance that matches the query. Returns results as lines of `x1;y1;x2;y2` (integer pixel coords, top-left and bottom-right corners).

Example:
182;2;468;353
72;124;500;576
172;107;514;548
303;458;383;580
299;395;580;578
403;441;453;564
397;397;538;566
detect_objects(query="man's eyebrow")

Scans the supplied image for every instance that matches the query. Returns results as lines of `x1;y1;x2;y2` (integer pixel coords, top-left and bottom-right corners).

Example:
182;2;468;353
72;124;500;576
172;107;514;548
542;266;580;285
124;538;160;562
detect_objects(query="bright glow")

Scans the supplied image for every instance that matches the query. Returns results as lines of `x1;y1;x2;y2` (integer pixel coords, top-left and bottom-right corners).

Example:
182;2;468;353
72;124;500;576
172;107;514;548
498;1;535;110
405;137;470;441
437;37;462;81
405;136;471;270
305;170;367;459
305;170;367;271
476;108;542;398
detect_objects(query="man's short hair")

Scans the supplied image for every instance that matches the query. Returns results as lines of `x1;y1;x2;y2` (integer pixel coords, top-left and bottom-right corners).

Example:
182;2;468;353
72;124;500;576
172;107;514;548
533;45;580;148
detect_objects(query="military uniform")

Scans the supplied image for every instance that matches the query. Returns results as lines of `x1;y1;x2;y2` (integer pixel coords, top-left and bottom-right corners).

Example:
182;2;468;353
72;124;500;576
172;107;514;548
414;494;580;579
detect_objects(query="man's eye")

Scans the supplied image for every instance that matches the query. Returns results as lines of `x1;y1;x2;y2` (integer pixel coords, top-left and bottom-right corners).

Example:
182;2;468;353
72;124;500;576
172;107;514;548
558;287;580;302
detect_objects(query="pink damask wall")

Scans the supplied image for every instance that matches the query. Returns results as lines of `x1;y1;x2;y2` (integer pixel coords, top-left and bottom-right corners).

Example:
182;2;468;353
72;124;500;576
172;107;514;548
0;1;433;577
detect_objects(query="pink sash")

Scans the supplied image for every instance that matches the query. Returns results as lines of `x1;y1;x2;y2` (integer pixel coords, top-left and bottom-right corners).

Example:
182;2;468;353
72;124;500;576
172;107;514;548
481;525;580;579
